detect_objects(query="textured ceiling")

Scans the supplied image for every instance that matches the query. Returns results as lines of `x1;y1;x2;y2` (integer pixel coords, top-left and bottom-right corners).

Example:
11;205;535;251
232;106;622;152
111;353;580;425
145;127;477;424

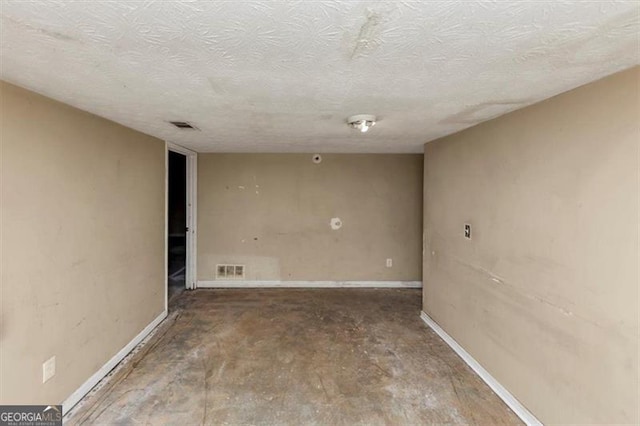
1;1;639;153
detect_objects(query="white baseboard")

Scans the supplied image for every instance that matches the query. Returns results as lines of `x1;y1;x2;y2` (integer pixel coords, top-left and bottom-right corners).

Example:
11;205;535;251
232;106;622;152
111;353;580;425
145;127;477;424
197;280;422;288
62;310;168;415
420;311;542;426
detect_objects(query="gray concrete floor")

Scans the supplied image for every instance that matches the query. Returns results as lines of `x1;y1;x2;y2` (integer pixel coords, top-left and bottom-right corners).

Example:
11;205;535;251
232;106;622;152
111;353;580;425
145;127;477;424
67;289;521;425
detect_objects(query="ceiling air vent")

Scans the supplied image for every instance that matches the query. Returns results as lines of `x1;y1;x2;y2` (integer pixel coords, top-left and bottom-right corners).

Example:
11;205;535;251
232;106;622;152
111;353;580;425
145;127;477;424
169;121;198;130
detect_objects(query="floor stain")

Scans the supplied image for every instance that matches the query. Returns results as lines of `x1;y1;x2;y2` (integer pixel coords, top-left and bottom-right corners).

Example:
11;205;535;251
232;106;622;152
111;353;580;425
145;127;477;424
67;289;522;425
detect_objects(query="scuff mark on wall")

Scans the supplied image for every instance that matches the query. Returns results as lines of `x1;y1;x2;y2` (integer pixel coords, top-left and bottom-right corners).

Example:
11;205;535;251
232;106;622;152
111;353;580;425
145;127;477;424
198;154;424;282
449;254;579;320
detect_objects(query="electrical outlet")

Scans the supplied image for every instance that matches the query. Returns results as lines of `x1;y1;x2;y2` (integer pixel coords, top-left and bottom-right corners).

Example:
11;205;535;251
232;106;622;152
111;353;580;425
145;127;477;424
43;356;56;383
386;258;393;268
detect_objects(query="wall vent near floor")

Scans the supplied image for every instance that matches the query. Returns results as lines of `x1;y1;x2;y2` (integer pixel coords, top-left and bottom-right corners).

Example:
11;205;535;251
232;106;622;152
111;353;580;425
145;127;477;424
216;264;245;279
169;121;199;130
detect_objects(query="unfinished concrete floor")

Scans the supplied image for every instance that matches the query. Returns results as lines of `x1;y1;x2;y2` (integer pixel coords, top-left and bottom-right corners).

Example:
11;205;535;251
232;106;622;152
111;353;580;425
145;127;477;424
68;289;521;425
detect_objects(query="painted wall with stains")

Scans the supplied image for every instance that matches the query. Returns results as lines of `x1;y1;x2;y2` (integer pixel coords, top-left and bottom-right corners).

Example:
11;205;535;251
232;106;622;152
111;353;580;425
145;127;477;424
422;66;639;424
198;154;423;281
0;82;166;405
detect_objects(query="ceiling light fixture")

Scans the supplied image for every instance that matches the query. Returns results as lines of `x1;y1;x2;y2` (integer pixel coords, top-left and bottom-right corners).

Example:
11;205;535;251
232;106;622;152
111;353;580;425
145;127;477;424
347;114;377;133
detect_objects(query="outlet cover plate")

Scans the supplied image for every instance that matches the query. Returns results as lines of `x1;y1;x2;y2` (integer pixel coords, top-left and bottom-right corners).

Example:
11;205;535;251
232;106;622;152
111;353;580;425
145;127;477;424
43;356;56;383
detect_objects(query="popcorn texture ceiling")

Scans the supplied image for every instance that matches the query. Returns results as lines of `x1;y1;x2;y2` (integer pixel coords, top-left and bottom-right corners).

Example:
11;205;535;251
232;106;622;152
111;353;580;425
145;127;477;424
1;1;638;153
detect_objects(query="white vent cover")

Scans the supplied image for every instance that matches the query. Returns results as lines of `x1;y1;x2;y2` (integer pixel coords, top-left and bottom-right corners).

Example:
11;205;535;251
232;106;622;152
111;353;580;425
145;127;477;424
216;264;245;279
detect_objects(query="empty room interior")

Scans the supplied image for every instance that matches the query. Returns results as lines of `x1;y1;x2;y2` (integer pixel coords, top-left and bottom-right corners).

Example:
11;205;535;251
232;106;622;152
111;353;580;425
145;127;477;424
1;1;638;425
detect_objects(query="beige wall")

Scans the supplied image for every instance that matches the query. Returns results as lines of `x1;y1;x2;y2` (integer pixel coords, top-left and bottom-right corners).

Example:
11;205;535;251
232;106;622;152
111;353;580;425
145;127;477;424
0;82;166;405
198;154;423;282
422;67;639;424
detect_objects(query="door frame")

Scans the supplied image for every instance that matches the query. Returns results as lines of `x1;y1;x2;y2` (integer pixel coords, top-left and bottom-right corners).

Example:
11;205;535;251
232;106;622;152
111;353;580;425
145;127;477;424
166;142;198;300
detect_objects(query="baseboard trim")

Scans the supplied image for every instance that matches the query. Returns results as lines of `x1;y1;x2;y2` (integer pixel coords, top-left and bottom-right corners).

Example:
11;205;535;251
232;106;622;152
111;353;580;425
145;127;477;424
420;311;542;426
197;280;422;288
62;310;168;415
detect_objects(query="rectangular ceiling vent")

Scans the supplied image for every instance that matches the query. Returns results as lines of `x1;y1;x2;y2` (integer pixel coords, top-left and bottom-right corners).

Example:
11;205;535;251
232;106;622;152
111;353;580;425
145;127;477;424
169;121;199;130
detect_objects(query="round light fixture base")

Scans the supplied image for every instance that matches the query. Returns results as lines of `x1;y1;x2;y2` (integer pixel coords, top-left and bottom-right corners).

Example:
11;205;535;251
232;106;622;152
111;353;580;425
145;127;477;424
347;114;377;133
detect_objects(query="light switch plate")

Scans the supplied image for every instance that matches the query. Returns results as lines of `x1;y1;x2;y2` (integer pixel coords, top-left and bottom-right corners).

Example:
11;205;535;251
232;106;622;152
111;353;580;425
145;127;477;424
43;356;56;383
386;258;393;268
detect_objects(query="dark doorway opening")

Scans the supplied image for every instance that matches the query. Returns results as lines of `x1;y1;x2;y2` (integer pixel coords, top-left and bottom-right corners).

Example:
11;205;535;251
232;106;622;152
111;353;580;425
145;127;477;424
168;151;187;300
